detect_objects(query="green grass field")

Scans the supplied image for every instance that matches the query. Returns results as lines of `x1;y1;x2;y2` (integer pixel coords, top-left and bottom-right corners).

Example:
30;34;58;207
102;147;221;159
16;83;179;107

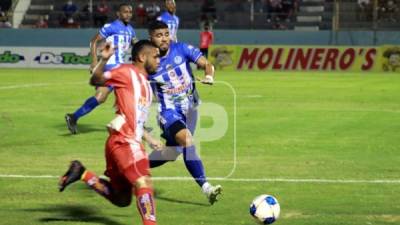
1;68;400;225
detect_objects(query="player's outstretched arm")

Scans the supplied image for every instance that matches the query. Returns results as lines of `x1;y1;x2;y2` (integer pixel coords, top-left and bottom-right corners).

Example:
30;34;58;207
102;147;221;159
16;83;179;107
90;43;114;86
196;56;215;85
90;33;105;72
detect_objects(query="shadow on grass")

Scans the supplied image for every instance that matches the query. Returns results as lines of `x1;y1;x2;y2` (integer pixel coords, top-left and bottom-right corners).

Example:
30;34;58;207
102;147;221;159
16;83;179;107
55;123;106;136
24;204;125;225
155;195;210;207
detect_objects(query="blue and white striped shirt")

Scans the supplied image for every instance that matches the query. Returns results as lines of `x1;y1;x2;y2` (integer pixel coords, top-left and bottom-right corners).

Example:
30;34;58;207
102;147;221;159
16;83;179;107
149;42;203;115
99;20;136;70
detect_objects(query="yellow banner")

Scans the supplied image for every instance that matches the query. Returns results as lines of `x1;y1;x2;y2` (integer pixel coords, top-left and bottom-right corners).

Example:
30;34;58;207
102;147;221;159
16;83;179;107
209;45;400;73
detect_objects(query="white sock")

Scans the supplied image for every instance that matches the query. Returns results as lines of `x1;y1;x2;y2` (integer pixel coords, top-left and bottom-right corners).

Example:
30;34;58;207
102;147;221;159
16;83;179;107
201;182;212;194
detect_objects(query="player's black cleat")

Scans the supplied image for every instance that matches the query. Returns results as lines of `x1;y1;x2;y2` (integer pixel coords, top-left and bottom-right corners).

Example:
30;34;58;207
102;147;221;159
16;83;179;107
65;113;78;134
59;160;85;192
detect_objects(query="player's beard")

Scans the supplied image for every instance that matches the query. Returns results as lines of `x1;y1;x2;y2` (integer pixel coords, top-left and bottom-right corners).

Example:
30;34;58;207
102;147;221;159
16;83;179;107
159;48;168;57
145;62;157;75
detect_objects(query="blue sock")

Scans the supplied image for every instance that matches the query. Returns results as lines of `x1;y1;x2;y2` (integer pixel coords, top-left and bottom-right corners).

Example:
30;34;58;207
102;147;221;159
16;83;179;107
183;146;207;187
149;150;169;168
73;96;99;121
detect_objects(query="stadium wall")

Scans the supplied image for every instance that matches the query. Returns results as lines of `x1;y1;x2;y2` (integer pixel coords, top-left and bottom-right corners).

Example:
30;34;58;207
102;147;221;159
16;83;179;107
1;29;400;47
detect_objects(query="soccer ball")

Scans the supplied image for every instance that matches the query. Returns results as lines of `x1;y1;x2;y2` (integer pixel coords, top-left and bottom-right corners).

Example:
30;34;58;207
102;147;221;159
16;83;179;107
249;194;280;224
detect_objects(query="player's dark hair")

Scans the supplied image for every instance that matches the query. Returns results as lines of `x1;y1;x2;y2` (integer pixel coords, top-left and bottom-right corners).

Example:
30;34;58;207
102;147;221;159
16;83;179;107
131;40;158;61
148;20;169;34
118;3;131;11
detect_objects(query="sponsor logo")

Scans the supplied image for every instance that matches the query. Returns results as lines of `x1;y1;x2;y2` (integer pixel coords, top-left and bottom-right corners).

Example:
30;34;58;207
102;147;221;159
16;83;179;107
382;46;400;72
237;47;377;71
34;52;91;65
165;81;191;95
0;51;25;63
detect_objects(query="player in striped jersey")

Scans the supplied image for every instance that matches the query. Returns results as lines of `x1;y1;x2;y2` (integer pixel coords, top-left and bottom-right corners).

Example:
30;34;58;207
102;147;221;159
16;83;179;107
65;3;137;134
157;0;179;42
147;21;222;205
59;40;160;225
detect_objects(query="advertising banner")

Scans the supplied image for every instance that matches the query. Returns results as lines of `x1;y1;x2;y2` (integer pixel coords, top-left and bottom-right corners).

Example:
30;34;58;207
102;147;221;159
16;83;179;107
0;47;131;69
1;45;399;73
209;45;400;73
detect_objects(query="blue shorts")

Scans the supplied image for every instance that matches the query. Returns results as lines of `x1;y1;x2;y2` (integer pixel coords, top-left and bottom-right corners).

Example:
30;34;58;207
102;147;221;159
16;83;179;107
158;108;198;146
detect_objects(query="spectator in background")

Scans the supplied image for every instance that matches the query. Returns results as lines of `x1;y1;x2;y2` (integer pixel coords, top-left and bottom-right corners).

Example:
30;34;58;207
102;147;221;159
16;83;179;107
61;16;80;28
201;0;217;23
281;0;297;22
0;0;12;12
0;9;12;28
266;0;283;23
62;0;78;19
385;0;398;22
94;0;110;27
135;3;147;25
79;4;92;28
357;0;372;21
36;15;49;28
146;1;161;21
199;23;214;59
378;0;399;22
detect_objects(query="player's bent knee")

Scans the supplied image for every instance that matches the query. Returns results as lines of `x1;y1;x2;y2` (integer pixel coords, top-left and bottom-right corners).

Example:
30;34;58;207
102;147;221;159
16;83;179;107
175;129;194;147
135;176;153;190
112;192;132;207
113;197;132;207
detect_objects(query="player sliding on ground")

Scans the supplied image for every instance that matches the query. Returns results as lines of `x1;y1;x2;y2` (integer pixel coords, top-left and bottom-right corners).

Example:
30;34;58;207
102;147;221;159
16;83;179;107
59;40;160;225
65;3;137;134
147;21;222;205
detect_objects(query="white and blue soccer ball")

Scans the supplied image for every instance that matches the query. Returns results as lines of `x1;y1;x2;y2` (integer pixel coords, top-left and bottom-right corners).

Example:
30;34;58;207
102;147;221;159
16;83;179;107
249;194;280;224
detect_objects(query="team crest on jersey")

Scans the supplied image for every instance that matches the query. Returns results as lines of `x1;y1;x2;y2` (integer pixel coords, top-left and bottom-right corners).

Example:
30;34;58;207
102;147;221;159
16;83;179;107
174;56;183;64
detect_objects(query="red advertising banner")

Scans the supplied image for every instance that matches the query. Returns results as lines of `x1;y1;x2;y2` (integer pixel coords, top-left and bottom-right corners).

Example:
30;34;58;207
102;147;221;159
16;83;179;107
209;45;400;72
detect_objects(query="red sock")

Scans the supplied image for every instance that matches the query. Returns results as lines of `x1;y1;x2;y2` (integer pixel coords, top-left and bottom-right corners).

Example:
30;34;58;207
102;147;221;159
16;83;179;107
81;171;111;197
136;187;157;225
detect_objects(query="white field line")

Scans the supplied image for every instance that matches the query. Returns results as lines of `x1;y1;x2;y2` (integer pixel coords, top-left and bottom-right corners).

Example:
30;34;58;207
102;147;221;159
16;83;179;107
0;82;86;90
1;174;400;184
241;95;263;98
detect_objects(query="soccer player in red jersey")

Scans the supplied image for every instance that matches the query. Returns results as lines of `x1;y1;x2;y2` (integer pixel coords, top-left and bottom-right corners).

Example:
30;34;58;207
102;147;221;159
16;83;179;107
59;40;160;225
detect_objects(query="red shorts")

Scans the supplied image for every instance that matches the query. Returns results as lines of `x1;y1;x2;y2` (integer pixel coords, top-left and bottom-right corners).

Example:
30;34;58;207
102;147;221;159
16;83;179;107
104;133;150;191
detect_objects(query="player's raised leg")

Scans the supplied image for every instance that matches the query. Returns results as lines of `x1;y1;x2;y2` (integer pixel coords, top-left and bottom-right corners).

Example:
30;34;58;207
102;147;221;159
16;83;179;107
59;160;132;207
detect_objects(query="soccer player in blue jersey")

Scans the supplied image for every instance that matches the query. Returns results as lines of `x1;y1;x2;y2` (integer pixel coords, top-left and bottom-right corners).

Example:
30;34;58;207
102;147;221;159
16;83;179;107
157;0;179;42
65;3;137;134
147;21;221;205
